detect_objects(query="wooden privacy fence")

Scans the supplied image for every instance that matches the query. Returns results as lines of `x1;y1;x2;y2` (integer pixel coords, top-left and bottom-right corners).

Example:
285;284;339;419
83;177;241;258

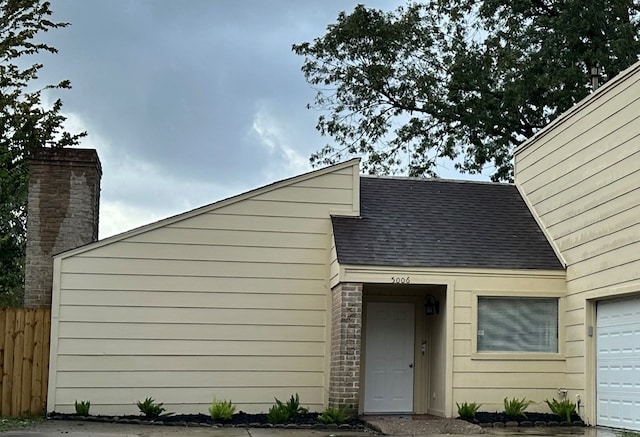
0;308;51;416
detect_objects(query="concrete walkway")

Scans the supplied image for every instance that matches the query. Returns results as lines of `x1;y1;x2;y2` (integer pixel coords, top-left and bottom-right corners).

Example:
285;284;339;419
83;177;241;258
0;420;374;437
0;418;625;437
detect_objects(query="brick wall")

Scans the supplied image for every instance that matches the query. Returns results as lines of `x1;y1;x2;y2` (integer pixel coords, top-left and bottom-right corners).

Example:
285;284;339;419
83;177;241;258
329;282;362;409
24;148;101;308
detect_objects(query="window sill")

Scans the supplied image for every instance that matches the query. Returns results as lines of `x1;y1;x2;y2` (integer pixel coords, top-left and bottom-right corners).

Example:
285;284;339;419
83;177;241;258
470;352;565;361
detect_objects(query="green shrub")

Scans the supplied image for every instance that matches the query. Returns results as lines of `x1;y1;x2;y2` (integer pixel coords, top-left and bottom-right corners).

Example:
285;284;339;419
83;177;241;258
267;402;290;424
282;393;308;417
74;400;90;416
503;397;533;418
545;398;576;422
208;399;236;421
456;401;481;419
318;405;352;424
136;397;172;418
266;393;308;424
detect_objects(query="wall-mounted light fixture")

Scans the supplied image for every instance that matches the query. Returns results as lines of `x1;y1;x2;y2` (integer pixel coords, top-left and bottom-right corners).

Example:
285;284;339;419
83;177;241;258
424;295;439;316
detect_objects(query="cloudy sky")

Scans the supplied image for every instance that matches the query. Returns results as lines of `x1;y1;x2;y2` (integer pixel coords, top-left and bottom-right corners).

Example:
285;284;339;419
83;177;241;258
39;1;487;238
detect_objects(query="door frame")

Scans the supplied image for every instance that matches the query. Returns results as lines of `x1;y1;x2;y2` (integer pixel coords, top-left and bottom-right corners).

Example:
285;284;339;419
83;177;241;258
357;282;453;417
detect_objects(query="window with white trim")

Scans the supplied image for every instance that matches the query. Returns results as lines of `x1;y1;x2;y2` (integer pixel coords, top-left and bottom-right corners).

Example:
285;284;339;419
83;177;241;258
477;297;558;353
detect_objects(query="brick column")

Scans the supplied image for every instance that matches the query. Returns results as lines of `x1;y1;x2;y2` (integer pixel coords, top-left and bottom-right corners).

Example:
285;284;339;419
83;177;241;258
24;148;102;308
329;282;363;409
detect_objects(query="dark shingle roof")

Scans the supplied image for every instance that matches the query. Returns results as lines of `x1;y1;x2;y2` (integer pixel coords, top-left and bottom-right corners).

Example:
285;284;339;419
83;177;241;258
331;177;564;270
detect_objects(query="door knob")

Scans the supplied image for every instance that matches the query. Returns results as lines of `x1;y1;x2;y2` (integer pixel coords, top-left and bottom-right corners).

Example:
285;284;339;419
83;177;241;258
409;363;413;368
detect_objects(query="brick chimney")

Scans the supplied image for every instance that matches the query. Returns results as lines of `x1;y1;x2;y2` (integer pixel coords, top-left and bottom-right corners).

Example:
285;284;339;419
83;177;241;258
24;148;102;308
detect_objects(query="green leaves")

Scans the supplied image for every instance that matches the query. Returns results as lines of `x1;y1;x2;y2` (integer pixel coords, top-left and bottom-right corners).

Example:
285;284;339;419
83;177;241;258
208;398;236;421
545;398;576;422
294;1;640;181
318;405;352;424
456;401;482;419
503;397;533;418
266;393;308;424
294;4;445;177
74;400;90;416
136;397;173;418
0;0;86;299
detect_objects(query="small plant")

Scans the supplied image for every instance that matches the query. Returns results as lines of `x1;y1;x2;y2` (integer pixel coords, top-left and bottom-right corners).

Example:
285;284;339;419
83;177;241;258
267;402;290;424
136;397;172;418
456;401;481;419
208;398;236;421
283;393;308;417
318;405;352;424
267;394;308;423
74;400;90;416
503;397;533;418
545;398;576;422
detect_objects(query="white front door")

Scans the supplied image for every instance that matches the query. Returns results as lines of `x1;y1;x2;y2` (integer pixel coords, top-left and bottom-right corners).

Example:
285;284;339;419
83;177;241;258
364;302;414;413
597;296;640;430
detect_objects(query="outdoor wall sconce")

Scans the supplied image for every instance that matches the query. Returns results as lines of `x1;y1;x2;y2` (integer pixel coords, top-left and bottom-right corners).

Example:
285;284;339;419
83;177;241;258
424;295;439;316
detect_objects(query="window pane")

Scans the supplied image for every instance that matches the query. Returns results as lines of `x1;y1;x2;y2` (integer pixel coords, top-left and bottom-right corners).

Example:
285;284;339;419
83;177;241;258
477;297;558;352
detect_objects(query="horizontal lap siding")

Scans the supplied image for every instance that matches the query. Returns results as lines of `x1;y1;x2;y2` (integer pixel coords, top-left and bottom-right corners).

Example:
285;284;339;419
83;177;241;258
516;77;640;294
62;258;325;279
60;275;324;294
51;166;357;415
57;306;326;326
516;74;640;179
329;233;339;289
57;323;325;342
57;355;324;372
515;70;640;423
59;290;326;309
451;273;567;413
53;388;324;416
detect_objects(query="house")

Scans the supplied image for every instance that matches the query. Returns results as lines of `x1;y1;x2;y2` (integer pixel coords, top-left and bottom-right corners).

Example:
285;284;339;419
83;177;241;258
46;60;640;430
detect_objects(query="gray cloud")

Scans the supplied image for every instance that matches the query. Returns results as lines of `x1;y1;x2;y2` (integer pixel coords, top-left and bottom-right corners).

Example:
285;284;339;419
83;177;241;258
37;0;453;236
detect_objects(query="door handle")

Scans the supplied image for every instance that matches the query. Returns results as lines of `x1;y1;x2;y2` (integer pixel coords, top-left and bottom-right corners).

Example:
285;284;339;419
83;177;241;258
409;363;413;368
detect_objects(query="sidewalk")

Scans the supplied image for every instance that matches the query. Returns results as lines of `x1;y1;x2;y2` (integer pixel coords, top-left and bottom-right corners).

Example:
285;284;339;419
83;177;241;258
0;417;624;437
0;419;374;437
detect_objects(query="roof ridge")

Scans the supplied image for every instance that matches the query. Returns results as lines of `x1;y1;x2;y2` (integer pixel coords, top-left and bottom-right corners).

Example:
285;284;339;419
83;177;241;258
361;174;511;186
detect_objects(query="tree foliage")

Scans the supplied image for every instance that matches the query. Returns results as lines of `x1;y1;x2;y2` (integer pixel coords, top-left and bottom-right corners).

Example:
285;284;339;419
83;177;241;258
0;0;85;304
293;0;640;181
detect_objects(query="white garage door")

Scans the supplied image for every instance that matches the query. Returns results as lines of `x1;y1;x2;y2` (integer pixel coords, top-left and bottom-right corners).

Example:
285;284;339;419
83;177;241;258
597;296;640;430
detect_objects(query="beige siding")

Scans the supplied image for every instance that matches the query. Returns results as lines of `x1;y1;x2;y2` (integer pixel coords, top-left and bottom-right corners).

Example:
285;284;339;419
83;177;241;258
49;161;359;415
328;232;340;289
515;63;640;425
516;69;640;294
341;266;566;416
60;274;324;294
451;273;566;414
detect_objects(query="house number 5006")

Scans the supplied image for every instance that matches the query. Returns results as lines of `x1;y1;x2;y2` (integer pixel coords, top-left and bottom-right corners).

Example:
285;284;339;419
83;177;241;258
391;276;410;284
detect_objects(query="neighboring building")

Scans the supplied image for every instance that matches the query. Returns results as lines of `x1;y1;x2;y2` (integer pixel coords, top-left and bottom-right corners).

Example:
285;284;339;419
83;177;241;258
46;61;640;430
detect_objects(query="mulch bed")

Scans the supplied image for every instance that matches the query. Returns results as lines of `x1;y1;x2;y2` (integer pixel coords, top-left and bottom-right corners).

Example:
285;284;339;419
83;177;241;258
49;411;586;430
48;411;368;430
461;411;585;427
